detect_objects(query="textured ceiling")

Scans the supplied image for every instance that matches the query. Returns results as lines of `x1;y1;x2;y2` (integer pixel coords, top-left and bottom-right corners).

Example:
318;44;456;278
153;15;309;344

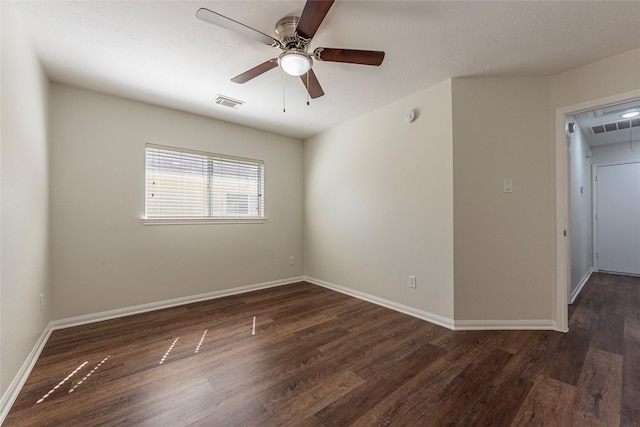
12;1;640;139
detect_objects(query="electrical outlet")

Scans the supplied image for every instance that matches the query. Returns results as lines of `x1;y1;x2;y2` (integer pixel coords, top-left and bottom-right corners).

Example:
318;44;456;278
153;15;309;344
289;256;295;265
408;275;417;289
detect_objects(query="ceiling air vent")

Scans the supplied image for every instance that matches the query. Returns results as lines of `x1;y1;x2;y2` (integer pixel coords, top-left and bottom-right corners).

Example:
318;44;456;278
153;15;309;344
214;95;244;109
604;123;618;132
591;118;640;135
618;121;631;130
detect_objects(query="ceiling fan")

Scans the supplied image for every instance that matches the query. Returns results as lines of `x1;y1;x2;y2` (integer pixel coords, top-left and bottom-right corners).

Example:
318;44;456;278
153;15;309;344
196;0;385;99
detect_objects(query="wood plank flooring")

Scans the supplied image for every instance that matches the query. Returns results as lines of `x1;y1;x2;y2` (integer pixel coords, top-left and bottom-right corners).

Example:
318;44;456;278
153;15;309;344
4;272;640;426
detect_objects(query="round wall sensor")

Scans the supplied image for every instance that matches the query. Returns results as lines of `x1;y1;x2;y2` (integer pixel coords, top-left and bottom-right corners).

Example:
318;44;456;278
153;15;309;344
404;110;416;123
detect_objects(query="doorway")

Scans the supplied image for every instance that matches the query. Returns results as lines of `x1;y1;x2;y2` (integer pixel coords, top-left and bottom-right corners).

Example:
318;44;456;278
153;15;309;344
594;162;640;275
555;91;640;332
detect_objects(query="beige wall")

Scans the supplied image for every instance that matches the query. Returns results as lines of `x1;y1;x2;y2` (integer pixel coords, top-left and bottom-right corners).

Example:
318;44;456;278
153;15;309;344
451;48;640;325
0;3;51;394
304;48;640;326
2;12;639;403
550;48;640;112
50;84;304;319
451;77;553;321
304;80;455;320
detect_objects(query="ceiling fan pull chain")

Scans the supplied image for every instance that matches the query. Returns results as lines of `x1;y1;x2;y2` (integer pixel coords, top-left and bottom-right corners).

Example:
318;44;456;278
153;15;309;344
282;67;286;113
307;72;310;106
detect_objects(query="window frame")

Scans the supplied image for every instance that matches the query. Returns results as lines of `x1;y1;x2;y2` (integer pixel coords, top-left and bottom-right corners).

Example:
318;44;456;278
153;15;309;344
142;143;266;225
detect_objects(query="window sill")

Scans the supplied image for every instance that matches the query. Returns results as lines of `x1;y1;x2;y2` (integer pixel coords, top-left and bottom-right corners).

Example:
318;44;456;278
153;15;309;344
141;217;267;225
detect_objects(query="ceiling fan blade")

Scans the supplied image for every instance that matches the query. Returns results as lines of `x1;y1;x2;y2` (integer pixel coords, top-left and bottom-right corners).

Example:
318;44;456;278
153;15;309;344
196;8;280;48
314;48;385;66
231;59;279;84
300;69;324;99
296;0;335;40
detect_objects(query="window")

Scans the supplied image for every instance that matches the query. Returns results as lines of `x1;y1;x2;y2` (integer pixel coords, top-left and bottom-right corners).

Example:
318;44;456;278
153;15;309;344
226;193;250;216
144;144;264;223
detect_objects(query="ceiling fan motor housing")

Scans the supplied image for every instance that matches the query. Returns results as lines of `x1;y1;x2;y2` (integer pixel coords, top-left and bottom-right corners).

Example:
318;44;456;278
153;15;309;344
275;16;309;50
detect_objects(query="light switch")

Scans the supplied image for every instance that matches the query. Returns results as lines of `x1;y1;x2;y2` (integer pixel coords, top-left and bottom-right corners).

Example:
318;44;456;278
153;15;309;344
504;179;513;193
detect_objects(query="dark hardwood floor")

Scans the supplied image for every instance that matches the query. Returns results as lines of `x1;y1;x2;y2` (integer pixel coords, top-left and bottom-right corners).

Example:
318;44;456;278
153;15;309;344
4;272;639;426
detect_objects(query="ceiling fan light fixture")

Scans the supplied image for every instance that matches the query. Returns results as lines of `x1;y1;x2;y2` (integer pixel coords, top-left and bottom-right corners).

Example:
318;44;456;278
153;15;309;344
622;111;640;119
279;51;312;76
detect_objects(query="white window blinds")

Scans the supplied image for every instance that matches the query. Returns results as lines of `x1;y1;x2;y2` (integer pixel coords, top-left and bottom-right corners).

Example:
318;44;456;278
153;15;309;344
145;144;264;219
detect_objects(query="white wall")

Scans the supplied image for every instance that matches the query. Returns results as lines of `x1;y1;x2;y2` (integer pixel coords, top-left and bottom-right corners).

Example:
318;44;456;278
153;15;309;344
304;80;455;320
451;77;553;322
0;3;51;395
567;117;593;296
591;140;640;165
50;84;304;319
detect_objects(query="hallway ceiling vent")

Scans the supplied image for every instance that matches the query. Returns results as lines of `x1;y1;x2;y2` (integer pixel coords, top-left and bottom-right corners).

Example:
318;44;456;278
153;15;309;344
591;118;640;135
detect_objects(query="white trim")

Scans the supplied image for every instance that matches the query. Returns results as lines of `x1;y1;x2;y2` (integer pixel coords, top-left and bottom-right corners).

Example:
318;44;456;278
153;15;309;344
592;163;599;273
596;270;640;278
0;276;302;424
0;274;566;423
50;276;304;331
306;277;562;331
305;276;456;330
556;107;571;333
454;319;558;331
141;217;267;226
555;89;640;334
570;267;593;304
0;327;53;424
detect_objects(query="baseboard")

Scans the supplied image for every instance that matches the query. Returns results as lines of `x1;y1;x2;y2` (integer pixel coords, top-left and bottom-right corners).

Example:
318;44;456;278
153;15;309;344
570;267;593;304
305;276;456;330
0;276;303;424
1;274;561;423
0;326;53;424
50;276;305;331
454;319;558;331
305;276;560;332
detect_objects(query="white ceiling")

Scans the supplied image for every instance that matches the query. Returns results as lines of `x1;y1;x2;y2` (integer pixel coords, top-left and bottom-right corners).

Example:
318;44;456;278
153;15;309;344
12;1;640;139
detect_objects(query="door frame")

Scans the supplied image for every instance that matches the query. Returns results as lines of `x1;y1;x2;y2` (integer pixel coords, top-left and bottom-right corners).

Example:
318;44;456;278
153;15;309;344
555;89;640;332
